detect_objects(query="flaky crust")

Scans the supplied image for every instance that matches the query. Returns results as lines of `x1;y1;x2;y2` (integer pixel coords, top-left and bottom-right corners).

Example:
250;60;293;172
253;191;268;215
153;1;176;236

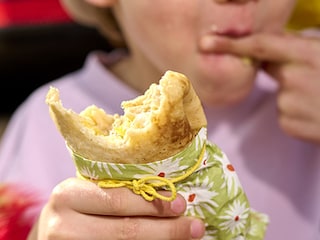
46;70;207;163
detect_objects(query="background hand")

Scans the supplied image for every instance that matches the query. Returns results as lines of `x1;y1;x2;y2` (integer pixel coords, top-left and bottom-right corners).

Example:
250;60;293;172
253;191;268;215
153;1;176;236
200;30;320;144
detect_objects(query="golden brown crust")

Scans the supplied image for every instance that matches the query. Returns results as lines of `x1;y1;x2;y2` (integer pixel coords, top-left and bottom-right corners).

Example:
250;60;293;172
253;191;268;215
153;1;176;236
46;70;207;163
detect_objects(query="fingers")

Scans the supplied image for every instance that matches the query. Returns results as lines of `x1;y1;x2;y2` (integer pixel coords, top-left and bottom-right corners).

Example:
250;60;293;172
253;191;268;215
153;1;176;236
274;67;320;144
277;88;320;144
73;215;205;240
50;178;186;217
278;113;320;145
41;178;205;240
42;210;205;240
199;32;319;63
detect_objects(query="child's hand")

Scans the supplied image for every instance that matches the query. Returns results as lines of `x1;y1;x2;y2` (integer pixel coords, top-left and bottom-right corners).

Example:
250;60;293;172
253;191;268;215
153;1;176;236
200;31;320;144
29;178;205;240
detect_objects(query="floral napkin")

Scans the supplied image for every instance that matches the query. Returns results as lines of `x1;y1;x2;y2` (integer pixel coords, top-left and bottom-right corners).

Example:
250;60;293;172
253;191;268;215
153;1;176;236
70;127;269;239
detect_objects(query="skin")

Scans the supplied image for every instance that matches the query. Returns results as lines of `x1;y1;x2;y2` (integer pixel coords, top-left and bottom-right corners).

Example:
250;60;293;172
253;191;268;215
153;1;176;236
29;0;320;239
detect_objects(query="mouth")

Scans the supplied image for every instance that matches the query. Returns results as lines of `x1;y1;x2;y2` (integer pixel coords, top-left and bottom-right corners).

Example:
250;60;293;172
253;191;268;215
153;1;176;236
197;25;252;55
208;25;252;39
197;27;257;68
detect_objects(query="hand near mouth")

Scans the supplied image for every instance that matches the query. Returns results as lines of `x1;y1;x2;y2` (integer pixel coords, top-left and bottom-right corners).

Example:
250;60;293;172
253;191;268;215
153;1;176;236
199;31;309;63
200;30;320;144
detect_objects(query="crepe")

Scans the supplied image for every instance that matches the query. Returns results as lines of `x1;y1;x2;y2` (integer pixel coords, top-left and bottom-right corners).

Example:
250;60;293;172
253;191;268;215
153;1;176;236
46;70;207;164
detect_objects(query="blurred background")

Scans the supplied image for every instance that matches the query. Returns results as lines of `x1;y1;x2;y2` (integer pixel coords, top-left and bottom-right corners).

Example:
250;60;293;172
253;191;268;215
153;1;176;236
0;0;113;138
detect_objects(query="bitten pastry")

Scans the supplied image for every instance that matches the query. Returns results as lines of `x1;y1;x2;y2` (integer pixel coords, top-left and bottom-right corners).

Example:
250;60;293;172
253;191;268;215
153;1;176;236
46;70;207;164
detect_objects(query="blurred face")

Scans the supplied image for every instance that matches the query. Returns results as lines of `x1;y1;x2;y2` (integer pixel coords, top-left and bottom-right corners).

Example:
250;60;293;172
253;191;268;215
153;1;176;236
110;0;297;106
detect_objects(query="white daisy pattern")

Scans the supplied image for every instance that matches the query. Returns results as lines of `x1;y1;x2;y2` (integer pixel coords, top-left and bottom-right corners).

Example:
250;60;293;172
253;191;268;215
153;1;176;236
179;176;218;218
79;166;99;180
219;200;250;234
202;228;218;240
195;127;207;151
215;152;242;197
132;157;188;179
196;149;215;172
247;210;270;237
232;236;246;240
100;162;127;177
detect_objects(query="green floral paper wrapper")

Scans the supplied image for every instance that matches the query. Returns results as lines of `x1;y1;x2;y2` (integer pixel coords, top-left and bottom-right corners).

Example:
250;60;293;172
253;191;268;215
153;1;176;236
68;127;269;239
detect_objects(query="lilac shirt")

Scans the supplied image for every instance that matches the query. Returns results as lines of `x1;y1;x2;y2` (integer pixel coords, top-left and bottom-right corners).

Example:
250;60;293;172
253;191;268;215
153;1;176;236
0;50;319;240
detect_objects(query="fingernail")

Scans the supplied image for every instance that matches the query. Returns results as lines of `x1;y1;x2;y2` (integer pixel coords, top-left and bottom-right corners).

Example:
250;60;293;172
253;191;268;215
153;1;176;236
207;24;218;34
170;196;186;214
241;56;253;66
191;219;205;238
200;35;216;51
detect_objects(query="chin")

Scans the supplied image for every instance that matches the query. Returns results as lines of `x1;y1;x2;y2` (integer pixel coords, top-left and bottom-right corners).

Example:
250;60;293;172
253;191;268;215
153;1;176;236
199;83;254;107
198;51;255;78
190;66;257;106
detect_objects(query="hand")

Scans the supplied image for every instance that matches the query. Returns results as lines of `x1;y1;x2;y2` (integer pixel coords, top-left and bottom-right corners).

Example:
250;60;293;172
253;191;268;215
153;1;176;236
28;178;205;240
200;30;320;144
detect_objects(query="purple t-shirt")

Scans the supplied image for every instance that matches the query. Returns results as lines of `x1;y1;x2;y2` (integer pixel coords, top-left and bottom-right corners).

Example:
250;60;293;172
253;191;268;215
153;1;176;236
0;50;319;240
